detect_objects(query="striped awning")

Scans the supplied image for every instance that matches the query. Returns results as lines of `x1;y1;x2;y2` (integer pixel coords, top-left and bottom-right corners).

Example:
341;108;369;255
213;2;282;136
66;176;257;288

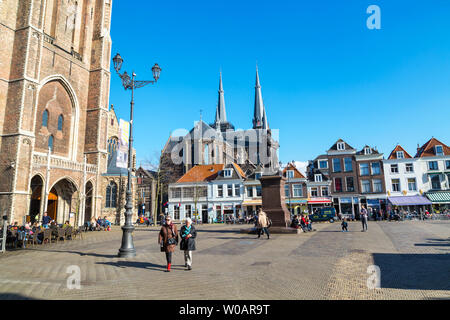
388;196;431;206
425;192;450;203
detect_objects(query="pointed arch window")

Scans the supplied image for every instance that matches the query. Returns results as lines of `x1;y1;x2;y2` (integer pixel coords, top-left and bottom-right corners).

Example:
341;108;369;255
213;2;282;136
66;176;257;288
48;135;54;152
57;115;63;131
106;181;117;208
42;110;49;127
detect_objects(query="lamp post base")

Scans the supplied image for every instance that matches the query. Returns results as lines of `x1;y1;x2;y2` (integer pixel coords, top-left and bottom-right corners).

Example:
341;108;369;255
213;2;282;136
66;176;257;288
118;225;136;258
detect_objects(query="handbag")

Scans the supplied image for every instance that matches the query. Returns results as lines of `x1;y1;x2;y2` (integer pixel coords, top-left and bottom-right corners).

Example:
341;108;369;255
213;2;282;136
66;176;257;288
166;225;177;245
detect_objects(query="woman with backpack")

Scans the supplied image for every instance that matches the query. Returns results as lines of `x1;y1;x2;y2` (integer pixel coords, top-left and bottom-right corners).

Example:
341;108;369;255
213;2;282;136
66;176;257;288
158;216;179;272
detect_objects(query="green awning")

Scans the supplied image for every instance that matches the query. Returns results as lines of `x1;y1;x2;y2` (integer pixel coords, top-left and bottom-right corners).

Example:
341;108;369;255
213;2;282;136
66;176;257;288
425;192;450;203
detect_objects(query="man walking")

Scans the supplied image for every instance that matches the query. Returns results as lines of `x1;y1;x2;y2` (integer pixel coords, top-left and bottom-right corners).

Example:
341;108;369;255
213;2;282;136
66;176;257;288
42;212;51;228
361;205;368;232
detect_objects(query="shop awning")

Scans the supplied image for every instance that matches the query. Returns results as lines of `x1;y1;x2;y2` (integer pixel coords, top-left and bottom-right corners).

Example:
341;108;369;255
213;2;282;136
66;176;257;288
285;199;308;204
388;196;432;206
425;192;450;203
242;200;262;206
308;197;332;204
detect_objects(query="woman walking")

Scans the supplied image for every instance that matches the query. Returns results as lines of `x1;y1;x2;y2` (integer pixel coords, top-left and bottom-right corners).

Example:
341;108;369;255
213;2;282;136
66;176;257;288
158;216;178;272
180;217;197;271
257;208;270;239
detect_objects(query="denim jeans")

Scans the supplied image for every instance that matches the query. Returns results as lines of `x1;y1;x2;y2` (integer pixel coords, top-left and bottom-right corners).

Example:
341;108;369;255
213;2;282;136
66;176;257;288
258;227;270;238
362;218;368;230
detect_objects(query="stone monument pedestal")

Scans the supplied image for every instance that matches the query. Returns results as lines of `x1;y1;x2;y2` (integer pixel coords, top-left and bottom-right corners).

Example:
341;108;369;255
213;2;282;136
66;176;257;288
240;175;301;234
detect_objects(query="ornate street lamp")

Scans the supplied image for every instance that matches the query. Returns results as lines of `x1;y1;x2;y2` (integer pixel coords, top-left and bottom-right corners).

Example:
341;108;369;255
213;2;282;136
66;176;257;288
112;53;161;258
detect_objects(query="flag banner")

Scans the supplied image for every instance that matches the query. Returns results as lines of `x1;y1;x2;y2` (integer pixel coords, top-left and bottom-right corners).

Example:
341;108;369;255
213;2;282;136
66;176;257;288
117;119;130;168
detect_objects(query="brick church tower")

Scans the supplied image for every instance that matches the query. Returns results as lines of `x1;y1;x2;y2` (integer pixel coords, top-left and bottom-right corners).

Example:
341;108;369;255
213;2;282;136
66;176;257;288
0;0;113;225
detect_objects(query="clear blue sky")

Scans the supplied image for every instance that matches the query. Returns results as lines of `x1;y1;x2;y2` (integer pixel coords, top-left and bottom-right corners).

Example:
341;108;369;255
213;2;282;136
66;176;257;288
109;0;450;166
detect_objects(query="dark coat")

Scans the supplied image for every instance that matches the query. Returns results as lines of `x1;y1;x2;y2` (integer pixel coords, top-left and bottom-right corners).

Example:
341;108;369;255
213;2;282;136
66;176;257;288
159;223;179;253
179;225;197;251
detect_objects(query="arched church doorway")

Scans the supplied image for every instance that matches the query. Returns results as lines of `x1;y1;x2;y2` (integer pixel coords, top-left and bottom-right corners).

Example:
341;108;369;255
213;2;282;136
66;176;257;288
47;178;79;224
29;175;44;223
47;188;58;221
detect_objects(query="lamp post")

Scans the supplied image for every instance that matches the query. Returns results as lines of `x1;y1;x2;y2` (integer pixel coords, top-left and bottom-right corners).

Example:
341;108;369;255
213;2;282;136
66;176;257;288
112;53;161;258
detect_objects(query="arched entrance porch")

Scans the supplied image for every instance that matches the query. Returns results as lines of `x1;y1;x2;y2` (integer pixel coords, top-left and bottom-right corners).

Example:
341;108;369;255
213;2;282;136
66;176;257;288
46;178;79;225
28;175;44;223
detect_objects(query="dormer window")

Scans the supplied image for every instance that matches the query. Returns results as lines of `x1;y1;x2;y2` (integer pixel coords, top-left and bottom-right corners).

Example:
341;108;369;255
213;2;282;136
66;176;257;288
364;147;371;155
396;151;404;159
287;170;294;179
314;174;322;182
435;145;444;156
224;169;232;178
337;142;345;151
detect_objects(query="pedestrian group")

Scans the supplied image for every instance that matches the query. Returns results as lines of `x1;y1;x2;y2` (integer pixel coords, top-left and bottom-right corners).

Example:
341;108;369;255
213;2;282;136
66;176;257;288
158;216;197;272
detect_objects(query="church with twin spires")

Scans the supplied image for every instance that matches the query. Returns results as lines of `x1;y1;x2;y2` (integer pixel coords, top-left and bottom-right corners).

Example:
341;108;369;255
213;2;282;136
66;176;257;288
160;67;280;185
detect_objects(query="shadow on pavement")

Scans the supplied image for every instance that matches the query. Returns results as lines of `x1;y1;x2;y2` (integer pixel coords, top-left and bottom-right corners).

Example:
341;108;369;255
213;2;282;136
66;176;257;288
372;253;450;291
28;249;117;258
414;238;450;247
96;261;168;272
0;293;39;300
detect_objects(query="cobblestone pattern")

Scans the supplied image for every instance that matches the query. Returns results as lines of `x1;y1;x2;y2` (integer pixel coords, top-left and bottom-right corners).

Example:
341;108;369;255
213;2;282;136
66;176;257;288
0;221;449;300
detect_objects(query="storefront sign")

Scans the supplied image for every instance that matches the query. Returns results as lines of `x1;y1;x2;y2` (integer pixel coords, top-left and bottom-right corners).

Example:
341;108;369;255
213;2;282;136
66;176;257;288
340;197;352;204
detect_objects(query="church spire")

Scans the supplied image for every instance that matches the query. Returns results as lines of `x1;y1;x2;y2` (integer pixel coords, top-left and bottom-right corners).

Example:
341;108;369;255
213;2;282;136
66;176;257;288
253;66;268;129
215;71;227;126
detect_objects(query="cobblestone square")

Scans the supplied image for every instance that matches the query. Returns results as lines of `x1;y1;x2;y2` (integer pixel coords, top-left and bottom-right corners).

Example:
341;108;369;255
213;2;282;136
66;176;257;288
0;220;449;300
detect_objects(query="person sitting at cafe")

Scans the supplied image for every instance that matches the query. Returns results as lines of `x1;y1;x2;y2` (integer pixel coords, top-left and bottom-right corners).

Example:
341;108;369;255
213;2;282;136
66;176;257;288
24;222;32;235
96;217;104;229
300;215;308;232
103;216;111;231
290;215;300;229
305;216;313;231
62;220;72;229
89;217;97;231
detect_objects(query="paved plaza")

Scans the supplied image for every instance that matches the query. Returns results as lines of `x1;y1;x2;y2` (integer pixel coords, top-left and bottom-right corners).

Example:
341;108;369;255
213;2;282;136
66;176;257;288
0;220;449;300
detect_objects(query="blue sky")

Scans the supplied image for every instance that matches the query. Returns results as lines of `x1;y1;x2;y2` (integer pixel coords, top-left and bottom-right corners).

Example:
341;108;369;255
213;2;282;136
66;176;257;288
109;0;450;167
